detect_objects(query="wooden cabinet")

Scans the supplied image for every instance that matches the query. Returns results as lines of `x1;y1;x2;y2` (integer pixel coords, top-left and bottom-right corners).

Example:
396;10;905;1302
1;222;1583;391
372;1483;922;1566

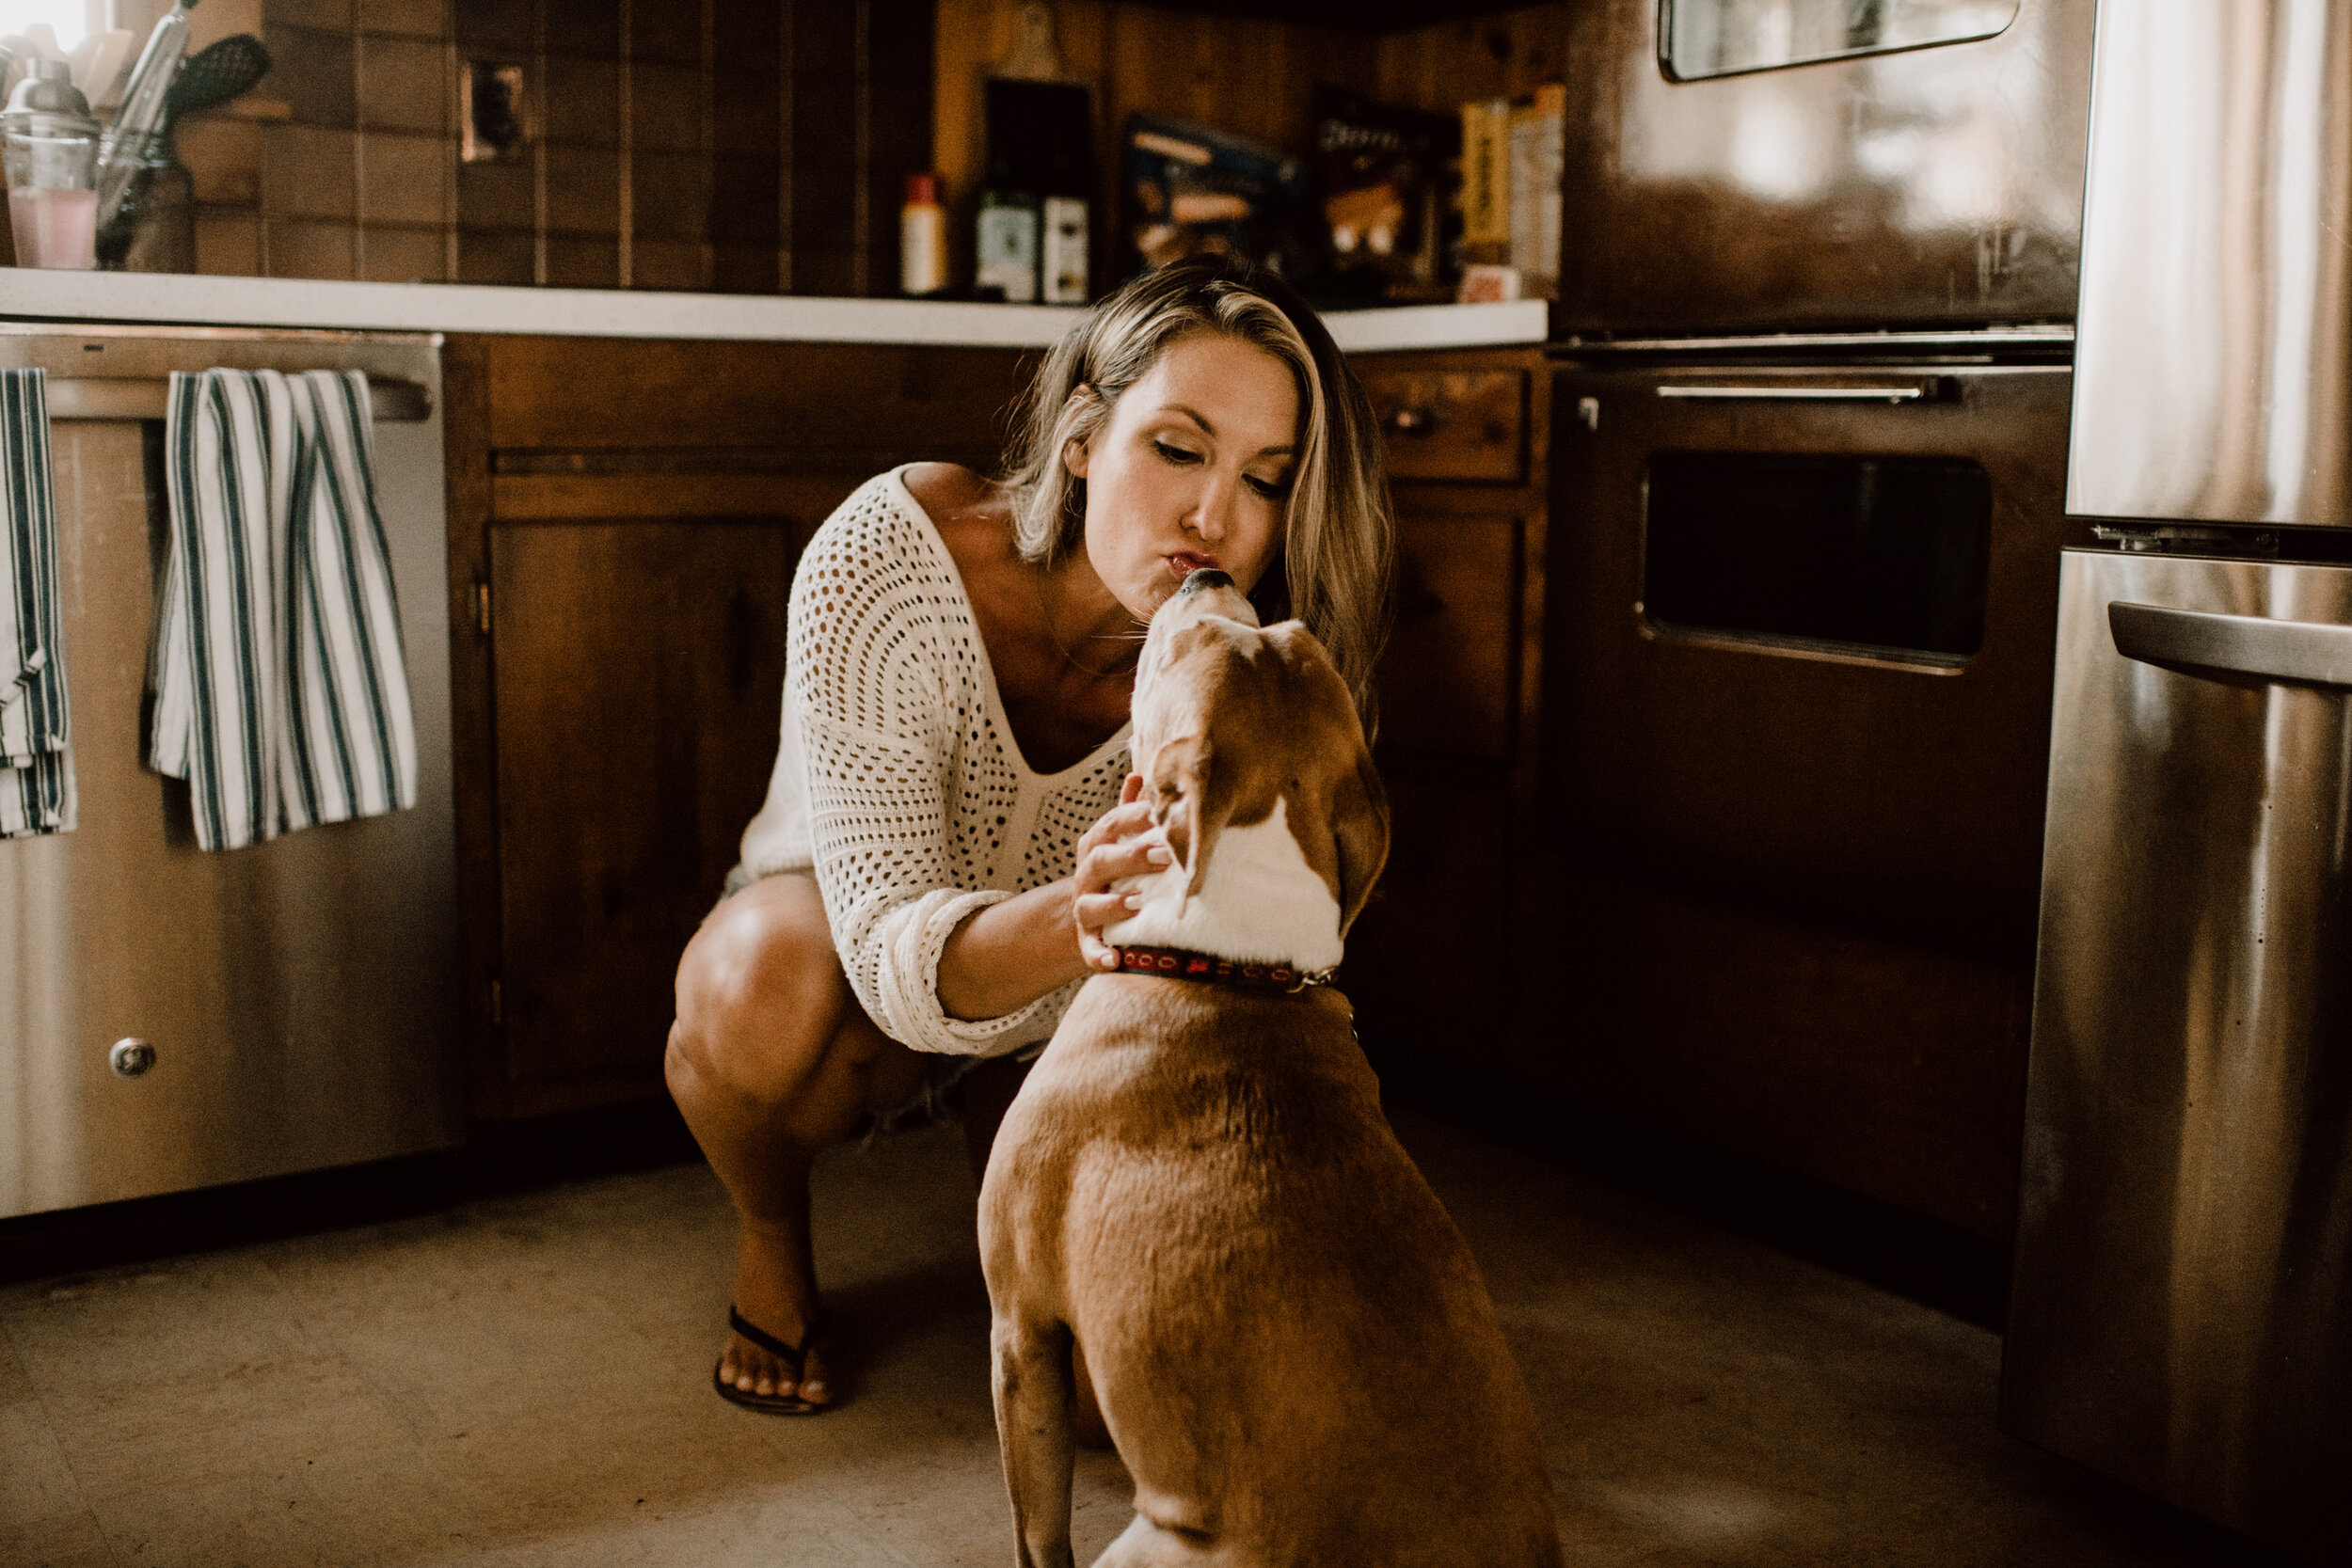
1344;349;1550;1068
443;333;1544;1119
443;335;1034;1117
485;518;802;1104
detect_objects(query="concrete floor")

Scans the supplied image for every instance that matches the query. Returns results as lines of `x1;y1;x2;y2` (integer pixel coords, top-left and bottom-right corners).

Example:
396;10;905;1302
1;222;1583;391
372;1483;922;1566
0;1107;2284;1568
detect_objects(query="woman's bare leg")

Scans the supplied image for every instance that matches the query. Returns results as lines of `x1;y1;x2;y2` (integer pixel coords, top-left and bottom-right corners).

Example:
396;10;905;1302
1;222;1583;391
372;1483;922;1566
666;873;928;1405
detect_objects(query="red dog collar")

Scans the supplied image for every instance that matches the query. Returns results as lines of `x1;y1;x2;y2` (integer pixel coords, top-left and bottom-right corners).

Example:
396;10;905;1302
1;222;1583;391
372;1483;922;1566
1113;944;1336;994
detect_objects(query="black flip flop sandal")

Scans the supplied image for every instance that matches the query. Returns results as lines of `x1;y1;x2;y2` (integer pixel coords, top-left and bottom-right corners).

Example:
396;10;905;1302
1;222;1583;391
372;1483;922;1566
712;1304;833;1415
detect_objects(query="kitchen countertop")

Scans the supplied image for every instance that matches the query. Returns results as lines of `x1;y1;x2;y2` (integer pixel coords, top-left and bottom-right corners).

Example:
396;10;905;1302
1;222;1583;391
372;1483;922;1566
0;270;1549;355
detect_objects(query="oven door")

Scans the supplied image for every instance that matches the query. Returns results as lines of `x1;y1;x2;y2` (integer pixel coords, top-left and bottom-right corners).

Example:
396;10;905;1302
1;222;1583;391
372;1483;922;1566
1535;358;2076;1237
1549;360;2075;955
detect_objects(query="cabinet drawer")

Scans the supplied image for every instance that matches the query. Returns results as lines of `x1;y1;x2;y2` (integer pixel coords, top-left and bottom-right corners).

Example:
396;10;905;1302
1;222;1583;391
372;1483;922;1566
1376;514;1521;760
1362;369;1527;483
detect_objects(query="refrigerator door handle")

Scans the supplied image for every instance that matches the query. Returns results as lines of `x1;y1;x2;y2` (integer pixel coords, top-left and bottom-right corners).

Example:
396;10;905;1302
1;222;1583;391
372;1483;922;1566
2109;600;2352;689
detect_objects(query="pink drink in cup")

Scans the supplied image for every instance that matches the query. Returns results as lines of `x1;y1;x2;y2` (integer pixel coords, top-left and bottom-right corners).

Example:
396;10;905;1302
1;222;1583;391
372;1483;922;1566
2;59;102;271
9;185;96;269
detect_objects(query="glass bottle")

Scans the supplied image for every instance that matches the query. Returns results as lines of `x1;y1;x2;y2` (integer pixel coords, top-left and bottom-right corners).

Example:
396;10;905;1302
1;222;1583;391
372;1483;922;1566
96;130;193;272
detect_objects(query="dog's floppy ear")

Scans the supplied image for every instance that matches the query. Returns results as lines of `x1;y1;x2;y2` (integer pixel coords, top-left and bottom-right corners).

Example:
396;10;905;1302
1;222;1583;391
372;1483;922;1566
1145;731;1228;905
1330;749;1390;936
1259;621;1389;934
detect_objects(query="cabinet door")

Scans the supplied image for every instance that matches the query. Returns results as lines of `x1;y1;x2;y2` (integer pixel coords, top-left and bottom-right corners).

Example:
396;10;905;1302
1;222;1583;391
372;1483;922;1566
1376;512;1523;761
488;516;797;1107
1350;509;1528;1056
1343;773;1517;1054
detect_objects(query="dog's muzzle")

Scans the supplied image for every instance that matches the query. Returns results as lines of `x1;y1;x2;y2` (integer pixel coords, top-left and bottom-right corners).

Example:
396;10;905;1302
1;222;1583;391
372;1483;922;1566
1179;567;1233;594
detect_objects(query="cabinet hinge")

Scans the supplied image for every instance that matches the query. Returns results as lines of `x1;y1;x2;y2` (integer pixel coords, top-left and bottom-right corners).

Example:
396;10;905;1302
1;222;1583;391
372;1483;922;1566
487;977;503;1027
474;576;491;640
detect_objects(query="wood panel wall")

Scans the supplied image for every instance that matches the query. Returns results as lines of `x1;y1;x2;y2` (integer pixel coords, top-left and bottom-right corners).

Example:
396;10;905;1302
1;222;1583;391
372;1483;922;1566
1370;7;1570;107
930;0;1566;294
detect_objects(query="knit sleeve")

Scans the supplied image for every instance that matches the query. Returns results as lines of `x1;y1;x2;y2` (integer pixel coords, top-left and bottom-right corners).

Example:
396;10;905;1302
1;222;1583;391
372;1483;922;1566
787;486;1065;1056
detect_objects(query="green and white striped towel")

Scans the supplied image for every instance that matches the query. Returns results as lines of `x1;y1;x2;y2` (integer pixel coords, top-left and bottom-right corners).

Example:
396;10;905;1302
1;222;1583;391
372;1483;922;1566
150;369;417;852
1;368;74;840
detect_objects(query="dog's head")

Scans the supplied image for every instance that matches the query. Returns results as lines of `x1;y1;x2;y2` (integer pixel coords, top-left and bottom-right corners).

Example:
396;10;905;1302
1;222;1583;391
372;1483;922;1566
1128;570;1389;936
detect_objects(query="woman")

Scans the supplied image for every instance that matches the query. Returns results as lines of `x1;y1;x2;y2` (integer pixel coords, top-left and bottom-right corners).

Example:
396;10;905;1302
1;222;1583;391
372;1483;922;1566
666;257;1395;1414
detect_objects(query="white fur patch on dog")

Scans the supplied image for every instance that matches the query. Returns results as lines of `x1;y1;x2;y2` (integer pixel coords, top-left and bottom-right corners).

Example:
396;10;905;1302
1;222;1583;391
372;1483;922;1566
1101;796;1344;970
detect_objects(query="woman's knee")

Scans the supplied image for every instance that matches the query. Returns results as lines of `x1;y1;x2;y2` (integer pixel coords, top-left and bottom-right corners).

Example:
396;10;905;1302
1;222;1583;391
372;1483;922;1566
670;878;849;1104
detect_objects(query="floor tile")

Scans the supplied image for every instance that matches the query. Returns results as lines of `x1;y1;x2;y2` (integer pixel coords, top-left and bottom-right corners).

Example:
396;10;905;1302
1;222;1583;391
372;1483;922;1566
1;1258;316;1402
0;1401;91;1528
0;1507;119;1568
89;1470;341;1568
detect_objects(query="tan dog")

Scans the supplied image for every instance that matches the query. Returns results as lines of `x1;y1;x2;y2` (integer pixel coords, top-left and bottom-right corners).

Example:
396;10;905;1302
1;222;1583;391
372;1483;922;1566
979;572;1563;1568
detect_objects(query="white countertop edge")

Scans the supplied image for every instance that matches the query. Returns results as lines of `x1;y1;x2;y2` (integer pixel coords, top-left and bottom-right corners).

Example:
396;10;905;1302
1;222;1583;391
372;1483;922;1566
1322;299;1549;354
0;270;1548;355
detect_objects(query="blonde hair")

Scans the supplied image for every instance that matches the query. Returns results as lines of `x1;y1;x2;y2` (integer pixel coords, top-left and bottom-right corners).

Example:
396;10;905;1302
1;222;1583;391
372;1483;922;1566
1001;259;1396;736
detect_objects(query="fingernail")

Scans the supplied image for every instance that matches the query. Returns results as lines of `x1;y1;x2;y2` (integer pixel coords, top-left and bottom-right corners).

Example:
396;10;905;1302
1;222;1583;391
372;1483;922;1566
1124;893;1143;908
1146;847;1174;865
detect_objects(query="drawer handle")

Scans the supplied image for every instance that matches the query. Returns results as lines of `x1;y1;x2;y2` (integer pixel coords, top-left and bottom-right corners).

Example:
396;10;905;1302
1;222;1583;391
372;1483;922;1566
2110;601;2352;689
1387;405;1443;436
1656;385;1929;404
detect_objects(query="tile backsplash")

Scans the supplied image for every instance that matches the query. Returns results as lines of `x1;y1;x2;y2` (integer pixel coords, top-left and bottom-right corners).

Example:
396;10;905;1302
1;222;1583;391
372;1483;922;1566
155;0;930;293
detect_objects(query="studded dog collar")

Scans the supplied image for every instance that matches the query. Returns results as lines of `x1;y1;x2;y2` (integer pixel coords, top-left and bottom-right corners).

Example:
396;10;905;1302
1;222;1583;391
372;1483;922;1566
1113;944;1338;995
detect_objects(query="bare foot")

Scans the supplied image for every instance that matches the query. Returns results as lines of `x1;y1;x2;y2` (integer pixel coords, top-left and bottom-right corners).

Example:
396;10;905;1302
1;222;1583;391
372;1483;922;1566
717;1223;833;1405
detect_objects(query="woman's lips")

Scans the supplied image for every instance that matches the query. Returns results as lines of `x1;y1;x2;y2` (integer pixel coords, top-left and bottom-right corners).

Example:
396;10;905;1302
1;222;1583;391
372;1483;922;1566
1166;551;1223;578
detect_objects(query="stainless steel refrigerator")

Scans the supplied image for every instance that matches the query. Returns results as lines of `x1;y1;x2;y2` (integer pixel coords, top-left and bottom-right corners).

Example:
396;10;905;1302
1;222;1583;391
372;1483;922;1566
2001;5;2352;1563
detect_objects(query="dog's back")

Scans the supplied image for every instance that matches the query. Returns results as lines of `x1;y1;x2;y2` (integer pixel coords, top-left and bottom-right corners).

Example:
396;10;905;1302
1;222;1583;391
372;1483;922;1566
986;976;1563;1566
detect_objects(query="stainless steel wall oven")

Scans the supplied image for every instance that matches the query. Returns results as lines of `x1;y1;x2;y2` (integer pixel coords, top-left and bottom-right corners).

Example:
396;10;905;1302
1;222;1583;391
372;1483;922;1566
1518;0;2097;1239
1537;336;2080;1239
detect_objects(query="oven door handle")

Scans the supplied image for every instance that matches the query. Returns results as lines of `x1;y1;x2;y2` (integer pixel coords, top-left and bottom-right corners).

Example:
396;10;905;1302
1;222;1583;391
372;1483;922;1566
2109;601;2352;689
1655;384;1932;404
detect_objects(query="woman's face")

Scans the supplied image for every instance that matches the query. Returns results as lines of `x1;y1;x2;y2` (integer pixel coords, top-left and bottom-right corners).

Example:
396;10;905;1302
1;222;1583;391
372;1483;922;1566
1065;331;1300;623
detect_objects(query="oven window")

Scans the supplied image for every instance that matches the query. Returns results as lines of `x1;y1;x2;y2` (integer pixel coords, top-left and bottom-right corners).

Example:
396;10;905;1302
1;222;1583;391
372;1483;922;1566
1661;0;2019;81
1642;451;1992;665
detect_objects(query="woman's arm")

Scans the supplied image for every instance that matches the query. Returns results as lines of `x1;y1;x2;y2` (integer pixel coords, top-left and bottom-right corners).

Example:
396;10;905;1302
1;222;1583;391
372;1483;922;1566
791;489;1156;1053
936;779;1166;1020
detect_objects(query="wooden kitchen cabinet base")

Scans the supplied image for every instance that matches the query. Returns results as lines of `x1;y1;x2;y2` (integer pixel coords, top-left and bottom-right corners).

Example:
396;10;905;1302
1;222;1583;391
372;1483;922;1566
447;334;1033;1118
489;517;800;1107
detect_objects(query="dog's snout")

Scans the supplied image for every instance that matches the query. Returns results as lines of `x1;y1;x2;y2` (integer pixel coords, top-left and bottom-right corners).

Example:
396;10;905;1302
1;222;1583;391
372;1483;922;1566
1180;568;1233;595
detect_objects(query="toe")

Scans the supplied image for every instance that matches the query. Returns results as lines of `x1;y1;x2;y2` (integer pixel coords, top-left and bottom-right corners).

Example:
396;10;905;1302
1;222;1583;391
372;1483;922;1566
798;1349;832;1404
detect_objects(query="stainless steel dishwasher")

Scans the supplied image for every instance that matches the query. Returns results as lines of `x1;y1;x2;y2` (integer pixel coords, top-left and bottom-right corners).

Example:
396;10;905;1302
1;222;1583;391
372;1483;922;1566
0;324;460;1221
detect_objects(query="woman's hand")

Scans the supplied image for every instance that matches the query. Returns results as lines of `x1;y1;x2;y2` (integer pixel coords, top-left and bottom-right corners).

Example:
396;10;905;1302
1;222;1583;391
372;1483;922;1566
1073;772;1174;972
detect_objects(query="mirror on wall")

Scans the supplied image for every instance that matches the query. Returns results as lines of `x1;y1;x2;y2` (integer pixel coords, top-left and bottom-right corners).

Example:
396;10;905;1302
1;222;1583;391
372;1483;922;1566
1661;0;2021;81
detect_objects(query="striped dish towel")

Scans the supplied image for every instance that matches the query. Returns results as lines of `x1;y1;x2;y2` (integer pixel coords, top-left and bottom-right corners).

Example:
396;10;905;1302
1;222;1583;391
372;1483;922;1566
1;368;73;839
150;369;417;851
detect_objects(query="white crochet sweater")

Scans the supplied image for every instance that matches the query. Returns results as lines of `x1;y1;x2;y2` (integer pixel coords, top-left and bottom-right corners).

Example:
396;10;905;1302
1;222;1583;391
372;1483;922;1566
737;467;1134;1056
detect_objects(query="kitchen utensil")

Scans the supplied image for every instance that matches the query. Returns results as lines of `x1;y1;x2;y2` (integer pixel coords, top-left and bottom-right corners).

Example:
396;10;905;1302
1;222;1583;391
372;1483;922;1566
95;0;195;234
166;34;269;119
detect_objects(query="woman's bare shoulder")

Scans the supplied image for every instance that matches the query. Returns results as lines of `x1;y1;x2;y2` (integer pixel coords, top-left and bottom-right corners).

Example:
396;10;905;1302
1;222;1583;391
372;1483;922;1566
903;462;1002;525
904;463;1021;578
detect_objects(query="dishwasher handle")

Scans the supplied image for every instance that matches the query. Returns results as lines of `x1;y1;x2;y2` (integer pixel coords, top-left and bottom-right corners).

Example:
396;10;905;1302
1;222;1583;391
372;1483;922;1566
2109;600;2352;689
44;375;432;422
